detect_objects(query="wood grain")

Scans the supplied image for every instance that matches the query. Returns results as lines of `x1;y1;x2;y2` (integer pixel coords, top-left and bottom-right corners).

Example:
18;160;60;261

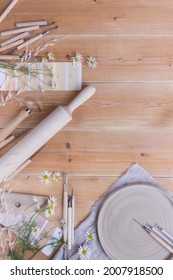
1;0;173;260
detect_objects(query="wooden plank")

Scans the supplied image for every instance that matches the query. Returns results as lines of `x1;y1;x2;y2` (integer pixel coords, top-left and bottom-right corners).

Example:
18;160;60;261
1;82;173;131
2;1;173;36
2;37;173;82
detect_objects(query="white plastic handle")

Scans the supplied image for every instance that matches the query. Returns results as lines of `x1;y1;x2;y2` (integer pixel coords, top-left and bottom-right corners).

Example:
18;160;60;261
65;86;96;115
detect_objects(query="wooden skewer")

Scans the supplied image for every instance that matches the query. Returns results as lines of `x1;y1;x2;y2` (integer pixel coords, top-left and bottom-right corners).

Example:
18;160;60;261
0;25;39;36
0;32;29;47
0;39;24;52
14;33;44;51
16;21;48;27
0;0;19;24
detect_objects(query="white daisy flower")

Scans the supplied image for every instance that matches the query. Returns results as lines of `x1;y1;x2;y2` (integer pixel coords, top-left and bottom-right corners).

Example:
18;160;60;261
42;57;48;63
48;52;55;61
48;196;57;210
33;196;40;209
51;80;58;89
38;170;52;184
70;52;83;66
84;231;97;242
77;245;91;260
44;208;55;218
87;56;97;69
32;226;40;236
52;171;61;182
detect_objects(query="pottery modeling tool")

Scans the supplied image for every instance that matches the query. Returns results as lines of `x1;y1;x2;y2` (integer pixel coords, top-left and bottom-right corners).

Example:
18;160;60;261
0;0;19;24
0;107;31;142
0;86;96;183
155;225;173;244
0;128;31;150
0;39;25;52
0;25;40;36
0;32;29;47
67;196;72;250
7;25;59;54
63;173;68;246
16;21;55;27
0;54;20;60
152;225;173;246
71;189;75;245
133;219;173;254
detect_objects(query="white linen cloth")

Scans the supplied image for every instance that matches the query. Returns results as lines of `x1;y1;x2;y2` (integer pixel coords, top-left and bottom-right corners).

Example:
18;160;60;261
52;163;172;260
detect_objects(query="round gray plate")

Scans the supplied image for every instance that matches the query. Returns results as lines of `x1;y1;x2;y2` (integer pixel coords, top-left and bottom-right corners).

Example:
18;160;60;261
97;183;173;259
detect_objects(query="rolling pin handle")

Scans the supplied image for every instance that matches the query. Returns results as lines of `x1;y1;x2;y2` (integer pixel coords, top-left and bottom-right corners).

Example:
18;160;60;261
65;86;96;115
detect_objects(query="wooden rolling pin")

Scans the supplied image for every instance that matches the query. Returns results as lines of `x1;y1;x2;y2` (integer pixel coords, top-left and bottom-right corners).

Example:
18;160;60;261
0;107;31;142
0;86;96;183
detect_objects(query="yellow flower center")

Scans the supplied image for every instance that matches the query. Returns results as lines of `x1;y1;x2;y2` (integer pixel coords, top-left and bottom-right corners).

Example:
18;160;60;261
43;175;48;180
82;249;87;256
88;234;93;240
75;57;78;62
33;228;37;233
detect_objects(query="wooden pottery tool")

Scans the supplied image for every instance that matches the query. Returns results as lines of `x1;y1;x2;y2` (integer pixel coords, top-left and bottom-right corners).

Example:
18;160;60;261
0;86;96;183
0;25;40;36
67;196;72;250
71;190;75;245
63;173;68;245
0;32;29;47
0;54;20;60
0;128;31;150
0;107;31;142
0;39;25;53
16;21;55;27
0;0;19;24
7;25;59;54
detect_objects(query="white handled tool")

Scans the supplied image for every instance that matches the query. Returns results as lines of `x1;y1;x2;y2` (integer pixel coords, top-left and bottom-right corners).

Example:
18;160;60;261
0;86;96;183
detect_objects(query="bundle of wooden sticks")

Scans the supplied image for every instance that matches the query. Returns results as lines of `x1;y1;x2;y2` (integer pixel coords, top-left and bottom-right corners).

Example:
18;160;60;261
0;0;58;58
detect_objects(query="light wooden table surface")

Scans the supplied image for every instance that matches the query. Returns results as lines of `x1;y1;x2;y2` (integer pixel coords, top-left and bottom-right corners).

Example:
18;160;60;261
1;0;173;259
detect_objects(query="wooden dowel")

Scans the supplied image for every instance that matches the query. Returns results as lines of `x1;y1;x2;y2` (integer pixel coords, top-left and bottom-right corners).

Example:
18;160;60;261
0;39;24;52
16;21;48;27
0;32;29;47
0;26;39;36
0;54;20;60
0;0;19;24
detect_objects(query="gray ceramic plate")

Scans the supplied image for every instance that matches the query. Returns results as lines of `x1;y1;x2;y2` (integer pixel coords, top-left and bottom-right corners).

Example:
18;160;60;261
97;183;173;259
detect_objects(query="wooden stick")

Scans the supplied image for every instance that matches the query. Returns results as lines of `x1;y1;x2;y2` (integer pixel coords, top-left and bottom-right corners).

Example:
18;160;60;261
0;54;20;60
0;0;19;24
0;108;31;142
67;203;72;250
0;25;39;36
16;21;48;27
5;159;32;182
16;33;43;50
0;135;15;149
63;173;68;245
71;190;75;245
0;32;29;47
0;39;24;52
